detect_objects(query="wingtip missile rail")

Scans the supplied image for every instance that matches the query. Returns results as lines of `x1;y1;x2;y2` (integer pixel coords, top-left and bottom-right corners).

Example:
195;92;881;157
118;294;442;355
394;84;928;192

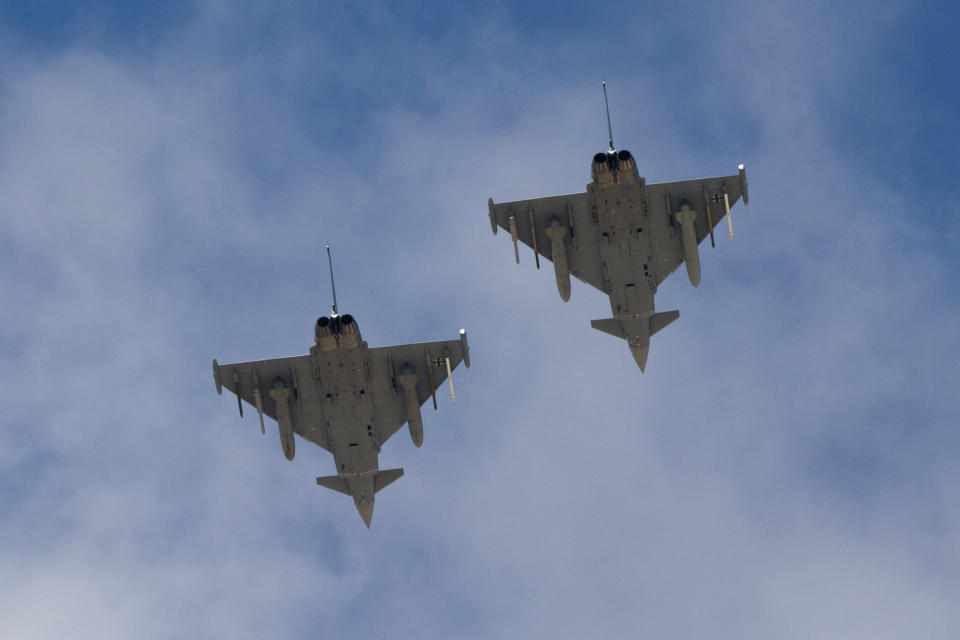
738;164;749;205
459;329;470;368
722;163;750;240
212;359;223;395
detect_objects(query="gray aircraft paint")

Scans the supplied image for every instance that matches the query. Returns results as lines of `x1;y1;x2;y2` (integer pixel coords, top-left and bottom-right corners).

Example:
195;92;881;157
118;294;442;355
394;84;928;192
488;142;748;371
213;308;469;528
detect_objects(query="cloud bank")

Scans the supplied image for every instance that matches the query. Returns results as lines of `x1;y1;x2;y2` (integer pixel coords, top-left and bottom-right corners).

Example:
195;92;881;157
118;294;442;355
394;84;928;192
0;1;957;638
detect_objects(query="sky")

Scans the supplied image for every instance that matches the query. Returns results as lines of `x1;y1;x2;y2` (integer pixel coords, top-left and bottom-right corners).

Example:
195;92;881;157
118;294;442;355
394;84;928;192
1;1;958;638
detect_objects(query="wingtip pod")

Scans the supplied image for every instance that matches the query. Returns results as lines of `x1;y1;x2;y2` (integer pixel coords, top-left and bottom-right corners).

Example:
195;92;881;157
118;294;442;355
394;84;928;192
212;359;222;395
738;164;749;205
488;198;498;235
459;329;470;368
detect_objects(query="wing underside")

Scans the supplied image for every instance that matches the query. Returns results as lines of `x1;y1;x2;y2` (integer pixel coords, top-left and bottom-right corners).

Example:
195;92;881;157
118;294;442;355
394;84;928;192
214;354;331;451
367;337;468;443
489;192;607;293
644;172;746;286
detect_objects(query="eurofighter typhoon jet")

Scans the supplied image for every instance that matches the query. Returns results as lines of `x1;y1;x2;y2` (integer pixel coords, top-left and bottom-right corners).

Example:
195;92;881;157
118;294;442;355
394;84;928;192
213;247;470;527
487;83;749;371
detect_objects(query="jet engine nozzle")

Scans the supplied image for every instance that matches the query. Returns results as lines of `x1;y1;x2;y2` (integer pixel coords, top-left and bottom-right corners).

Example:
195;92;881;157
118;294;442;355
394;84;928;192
339;314;357;334
315;314;361;348
316;316;332;336
315;316;338;350
591;151;615;186
590;149;639;186
616;149;639;184
337;313;360;347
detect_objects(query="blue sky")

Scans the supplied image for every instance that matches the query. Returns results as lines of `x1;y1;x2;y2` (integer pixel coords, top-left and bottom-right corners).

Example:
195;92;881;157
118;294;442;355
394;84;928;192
1;1;958;638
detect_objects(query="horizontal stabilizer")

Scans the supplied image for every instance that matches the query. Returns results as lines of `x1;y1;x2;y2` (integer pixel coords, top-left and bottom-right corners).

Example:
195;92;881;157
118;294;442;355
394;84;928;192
374;468;404;494
316;475;351;495
649;310;679;336
592;310;679;341
316;469;405;497
590;318;625;339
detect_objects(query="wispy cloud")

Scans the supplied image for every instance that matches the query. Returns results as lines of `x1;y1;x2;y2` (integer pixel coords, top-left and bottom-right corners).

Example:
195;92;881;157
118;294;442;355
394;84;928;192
0;1;957;638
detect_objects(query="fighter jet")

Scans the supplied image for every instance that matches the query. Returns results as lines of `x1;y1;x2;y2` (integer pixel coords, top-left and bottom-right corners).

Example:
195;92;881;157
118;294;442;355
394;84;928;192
212;246;470;527
487;83;749;371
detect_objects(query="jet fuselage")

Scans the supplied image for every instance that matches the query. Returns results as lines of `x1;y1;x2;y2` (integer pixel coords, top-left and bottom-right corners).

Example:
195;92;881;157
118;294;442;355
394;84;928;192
313;314;383;525
588;151;659;370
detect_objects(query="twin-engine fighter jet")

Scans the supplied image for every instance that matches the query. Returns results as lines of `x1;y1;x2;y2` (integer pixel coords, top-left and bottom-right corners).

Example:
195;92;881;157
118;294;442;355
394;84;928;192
213;247;470;527
487;83;749;371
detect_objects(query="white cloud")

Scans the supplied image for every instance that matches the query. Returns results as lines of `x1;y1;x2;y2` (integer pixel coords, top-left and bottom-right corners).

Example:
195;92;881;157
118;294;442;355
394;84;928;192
0;2;957;638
